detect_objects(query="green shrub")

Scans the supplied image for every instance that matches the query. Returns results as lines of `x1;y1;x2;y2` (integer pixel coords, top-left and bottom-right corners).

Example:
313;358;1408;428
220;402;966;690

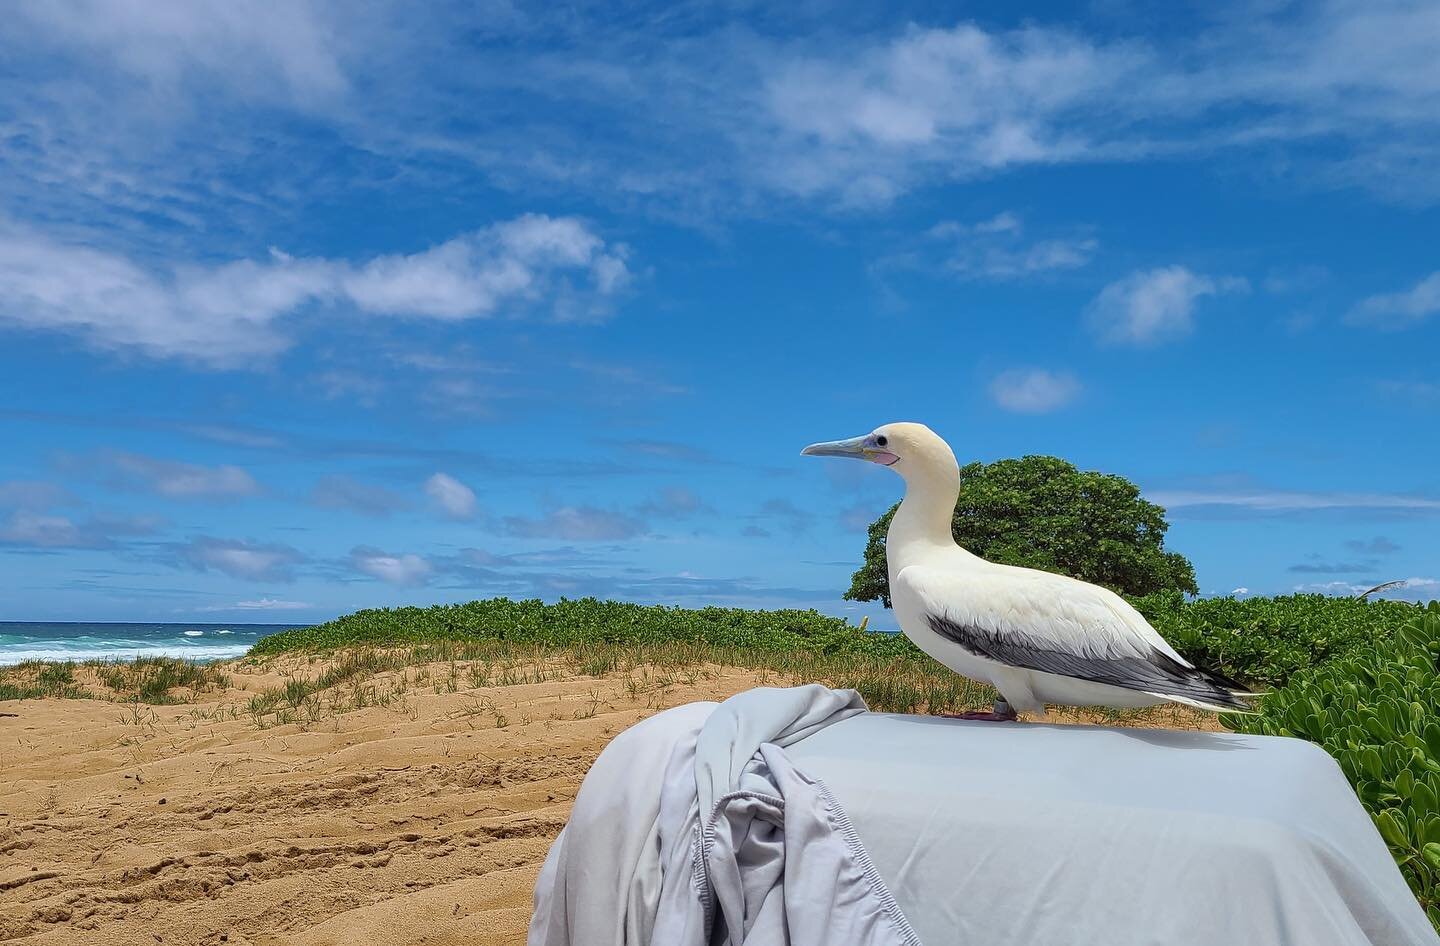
254;592;1427;694
250;597;917;659
1226;605;1440;929
1135;591;1421;689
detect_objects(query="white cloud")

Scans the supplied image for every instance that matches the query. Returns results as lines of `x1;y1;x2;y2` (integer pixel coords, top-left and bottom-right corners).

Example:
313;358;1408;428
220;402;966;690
755;6;1440;206
424;472;478;520
0;216;631;366
1346;272;1440;329
1230;587;1249;596
0;511;155;549
1087;266;1247;346
989;368;1081;413
0;512;91;548
5;1;1440;233
175;536;305;581
761;24;1141;205
0;479;160;548
349;546;433;586
12;0;348;107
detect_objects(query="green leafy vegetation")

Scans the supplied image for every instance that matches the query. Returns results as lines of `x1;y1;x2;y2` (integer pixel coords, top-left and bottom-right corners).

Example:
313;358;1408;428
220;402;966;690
1226;605;1440;930
1135;591;1420;689
249;598;917;659
845;455;1197;606
255;590;1423;697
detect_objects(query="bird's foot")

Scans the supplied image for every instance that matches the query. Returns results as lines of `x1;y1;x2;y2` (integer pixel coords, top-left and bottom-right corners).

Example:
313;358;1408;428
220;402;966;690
940;701;1019;722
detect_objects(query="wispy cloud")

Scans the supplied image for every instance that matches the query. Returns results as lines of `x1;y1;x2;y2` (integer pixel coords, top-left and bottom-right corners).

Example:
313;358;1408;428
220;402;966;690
879;213;1096;283
1347;272;1440;329
424;472;478;521
169;535;306;582
904;215;1094;282
596;439;726;466
349;546;433;586
1087;266;1247;346
0;511;159;550
501;506;647;541
6;1;1439;240
636;487;709;519
756;498;814;536
570;359;690;398
989;368;1081;413
198;597;315;612
104;451;260;500
0;216;631;366
1345;536;1401;555
1376;379;1440;406
760;24;1143;205
310;475;408;518
0;476;160;550
0;480;73;510
1151;488;1440;516
12;1;349;107
1287;557;1376;574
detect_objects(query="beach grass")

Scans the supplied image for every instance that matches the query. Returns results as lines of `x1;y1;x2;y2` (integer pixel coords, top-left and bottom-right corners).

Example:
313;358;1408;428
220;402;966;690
231;636;1198;730
0;655;230;704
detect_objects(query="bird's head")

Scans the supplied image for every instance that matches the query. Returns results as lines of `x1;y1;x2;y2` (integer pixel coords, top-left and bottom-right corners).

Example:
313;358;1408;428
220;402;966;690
800;422;957;483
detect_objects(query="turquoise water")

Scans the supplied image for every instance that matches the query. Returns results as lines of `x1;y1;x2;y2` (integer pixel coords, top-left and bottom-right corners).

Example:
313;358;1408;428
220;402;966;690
0;622;307;666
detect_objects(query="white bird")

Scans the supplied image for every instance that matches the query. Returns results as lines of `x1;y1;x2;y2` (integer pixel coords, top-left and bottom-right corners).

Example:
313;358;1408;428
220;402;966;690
802;422;1251;721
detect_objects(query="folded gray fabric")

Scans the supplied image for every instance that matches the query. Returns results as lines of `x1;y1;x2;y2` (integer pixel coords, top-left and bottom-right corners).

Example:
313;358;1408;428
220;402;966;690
527;684;921;946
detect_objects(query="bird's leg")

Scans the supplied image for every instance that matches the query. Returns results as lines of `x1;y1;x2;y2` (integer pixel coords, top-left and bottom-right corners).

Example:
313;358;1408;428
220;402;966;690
941;699;1020;722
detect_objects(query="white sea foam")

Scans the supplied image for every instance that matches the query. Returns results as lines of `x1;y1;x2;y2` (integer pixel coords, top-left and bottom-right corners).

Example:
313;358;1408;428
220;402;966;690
0;644;250;666
182;630;204;637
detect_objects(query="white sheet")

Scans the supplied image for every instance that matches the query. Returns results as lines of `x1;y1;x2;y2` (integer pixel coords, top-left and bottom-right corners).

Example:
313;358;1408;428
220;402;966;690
528;686;921;946
787;713;1438;946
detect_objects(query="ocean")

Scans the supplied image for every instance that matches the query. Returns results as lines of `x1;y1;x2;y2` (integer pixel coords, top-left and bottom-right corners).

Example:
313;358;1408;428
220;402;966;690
0;622;309;666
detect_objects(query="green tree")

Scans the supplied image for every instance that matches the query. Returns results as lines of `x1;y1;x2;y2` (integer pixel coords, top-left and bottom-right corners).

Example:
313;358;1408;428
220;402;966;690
845;455;1198;607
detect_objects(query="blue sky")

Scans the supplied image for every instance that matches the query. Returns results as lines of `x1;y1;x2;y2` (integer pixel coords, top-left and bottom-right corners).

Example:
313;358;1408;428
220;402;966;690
1;0;1438;625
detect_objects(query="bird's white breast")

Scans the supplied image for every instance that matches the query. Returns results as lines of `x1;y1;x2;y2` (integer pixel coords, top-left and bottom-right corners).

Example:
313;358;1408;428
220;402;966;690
889;552;1005;688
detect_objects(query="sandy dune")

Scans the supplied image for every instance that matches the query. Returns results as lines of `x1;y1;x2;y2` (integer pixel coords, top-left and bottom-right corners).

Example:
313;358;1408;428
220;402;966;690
1;654;1218;944
0;657;778;945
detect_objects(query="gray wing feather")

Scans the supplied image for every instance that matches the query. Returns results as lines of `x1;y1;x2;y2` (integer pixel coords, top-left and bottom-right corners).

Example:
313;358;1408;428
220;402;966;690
926;612;1250;709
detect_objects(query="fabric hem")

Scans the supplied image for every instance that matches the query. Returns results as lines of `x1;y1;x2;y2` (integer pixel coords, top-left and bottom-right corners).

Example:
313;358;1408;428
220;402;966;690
814;776;925;946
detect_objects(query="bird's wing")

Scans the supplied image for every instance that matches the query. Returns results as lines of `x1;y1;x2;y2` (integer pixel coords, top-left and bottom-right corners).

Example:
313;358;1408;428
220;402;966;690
894;564;1247;707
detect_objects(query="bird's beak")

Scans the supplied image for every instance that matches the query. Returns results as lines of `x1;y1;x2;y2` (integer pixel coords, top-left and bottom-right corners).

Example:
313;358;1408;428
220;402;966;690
800;435;898;466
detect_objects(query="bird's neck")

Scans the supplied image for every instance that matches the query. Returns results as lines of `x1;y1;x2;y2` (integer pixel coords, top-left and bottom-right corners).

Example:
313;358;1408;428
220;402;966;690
887;468;964;571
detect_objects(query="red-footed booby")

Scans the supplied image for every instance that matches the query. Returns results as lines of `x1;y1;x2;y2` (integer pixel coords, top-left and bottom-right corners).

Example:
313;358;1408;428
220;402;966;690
802;422;1251;722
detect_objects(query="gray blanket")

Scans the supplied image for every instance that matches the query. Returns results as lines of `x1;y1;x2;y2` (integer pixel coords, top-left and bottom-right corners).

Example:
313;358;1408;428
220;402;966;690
527;685;921;946
789;713;1439;946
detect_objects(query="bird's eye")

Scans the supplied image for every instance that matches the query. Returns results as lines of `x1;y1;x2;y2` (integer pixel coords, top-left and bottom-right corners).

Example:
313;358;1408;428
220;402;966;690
875;435;888;447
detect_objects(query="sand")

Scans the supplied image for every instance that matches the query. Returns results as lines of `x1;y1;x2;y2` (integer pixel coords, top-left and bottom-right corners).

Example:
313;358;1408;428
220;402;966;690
0;654;1219;945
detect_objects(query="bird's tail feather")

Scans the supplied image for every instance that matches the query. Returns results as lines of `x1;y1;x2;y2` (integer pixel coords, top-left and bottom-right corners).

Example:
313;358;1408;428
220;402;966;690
1148;689;1256;714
